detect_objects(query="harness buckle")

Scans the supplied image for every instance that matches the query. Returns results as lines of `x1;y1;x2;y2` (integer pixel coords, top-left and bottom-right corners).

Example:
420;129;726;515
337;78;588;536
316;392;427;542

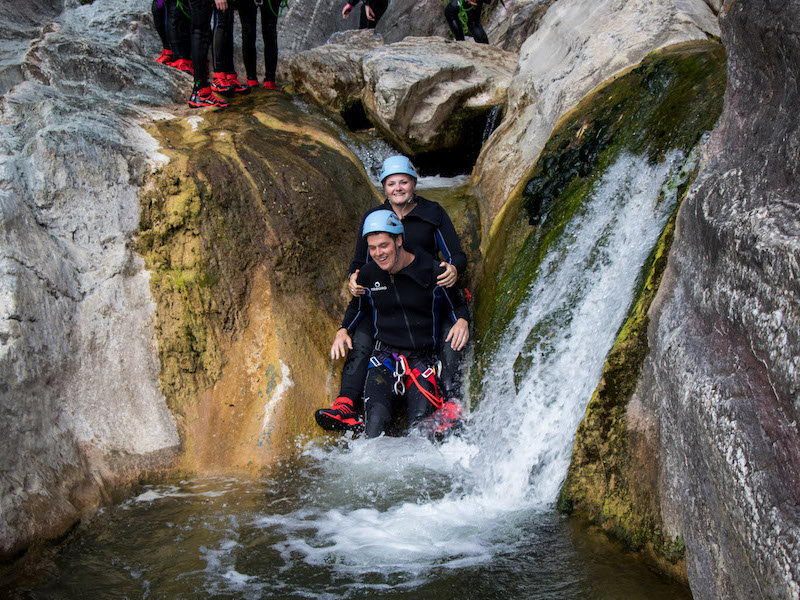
369;356;381;368
421;367;435;379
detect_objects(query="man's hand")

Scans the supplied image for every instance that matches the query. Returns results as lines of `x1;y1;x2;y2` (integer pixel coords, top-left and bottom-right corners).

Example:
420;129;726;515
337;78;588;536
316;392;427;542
342;3;353;18
365;4;376;20
349;270;365;296
436;262;458;288
445;318;469;351
331;328;353;360
215;0;228;10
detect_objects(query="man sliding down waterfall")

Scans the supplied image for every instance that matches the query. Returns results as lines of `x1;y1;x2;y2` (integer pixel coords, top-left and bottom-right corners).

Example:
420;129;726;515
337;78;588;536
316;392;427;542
317;210;470;439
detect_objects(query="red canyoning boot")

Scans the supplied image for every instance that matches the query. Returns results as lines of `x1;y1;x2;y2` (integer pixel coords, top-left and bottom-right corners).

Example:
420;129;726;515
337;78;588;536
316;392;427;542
315;397;363;432
155;48;173;64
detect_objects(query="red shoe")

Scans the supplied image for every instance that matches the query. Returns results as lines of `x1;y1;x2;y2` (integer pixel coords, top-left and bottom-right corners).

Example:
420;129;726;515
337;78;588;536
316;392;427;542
263;80;279;90
419;401;463;442
226;73;251;94
314;397;363;432
156;49;173;64
246;79;259;88
188;86;229;109
170;58;193;75
211;72;235;95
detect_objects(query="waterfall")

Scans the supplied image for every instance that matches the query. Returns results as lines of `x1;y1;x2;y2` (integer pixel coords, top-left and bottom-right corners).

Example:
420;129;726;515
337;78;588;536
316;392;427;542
466;150;687;505
230;149;693;587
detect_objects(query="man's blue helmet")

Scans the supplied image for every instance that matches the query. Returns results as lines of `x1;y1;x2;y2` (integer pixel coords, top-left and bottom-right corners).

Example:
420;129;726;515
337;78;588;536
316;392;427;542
362;210;404;238
379;155;418;183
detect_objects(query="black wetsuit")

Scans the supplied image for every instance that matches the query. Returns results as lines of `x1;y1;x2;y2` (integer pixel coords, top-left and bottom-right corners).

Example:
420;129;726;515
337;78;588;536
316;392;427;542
188;0;215;86
237;0;281;82
167;0;191;60
152;0;169;49
338;197;468;405
445;0;489;44
342;248;470;437
347;0;389;29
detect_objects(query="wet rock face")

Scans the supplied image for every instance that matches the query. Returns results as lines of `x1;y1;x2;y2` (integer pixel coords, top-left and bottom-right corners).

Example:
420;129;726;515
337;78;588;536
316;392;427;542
0;0;184;559
361;37;517;157
473;0;720;243
290;35;516;168
288;29;384;110
636;1;800;598
139;94;380;471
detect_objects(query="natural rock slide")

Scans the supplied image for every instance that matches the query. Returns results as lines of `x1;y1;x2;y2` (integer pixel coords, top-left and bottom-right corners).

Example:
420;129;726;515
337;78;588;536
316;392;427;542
0;0;797;597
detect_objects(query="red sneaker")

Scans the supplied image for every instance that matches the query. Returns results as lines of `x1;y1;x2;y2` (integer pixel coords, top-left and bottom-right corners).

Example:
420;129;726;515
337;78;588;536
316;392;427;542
188;86;230;109
211;72;235;95
156;49;173;64
314;397;363;431
419;401;463;442
226;73;251;94
170;58;193;75
246;79;259;88
263;80;279;90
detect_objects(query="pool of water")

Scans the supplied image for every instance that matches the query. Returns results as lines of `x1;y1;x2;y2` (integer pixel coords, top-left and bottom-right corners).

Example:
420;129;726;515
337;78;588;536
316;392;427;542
6;435;690;600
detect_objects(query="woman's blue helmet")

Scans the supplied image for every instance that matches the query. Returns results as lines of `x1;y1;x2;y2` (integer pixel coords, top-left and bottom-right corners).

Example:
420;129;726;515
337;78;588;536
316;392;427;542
362;210;404;238
379;155;418;183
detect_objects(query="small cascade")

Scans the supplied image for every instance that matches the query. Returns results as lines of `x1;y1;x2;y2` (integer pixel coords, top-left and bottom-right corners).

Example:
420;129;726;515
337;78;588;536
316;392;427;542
467;150;688;505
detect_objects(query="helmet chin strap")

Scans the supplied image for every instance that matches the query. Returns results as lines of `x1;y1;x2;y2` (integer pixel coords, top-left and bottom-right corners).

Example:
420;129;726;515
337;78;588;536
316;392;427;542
389;238;402;273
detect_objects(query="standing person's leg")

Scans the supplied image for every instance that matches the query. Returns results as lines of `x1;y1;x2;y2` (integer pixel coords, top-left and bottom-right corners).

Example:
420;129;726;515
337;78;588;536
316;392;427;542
363;363;395;438
187;0;229;107
211;7;236;93
444;0;465;41
405;358;438;433
166;0;193;71
237;0;259;86
438;318;464;401
467;11;489;44
260;0;280;88
153;0;172;62
314;319;373;430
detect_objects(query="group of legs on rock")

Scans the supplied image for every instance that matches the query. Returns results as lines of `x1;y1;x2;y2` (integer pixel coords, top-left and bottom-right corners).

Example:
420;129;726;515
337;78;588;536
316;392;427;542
151;0;281;108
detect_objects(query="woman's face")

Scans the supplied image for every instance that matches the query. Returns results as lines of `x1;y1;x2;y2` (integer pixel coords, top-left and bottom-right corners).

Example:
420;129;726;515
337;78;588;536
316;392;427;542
383;174;416;206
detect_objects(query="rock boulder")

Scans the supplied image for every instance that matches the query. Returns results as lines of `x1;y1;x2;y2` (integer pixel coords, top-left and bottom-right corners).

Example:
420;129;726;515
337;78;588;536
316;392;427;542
473;0;720;242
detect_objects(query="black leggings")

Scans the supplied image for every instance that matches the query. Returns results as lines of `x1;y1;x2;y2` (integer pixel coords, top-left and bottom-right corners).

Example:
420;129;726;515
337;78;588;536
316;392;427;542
152;0;169;48
444;0;489;44
212;5;234;73
166;0;191;59
188;0;214;86
363;356;437;438
238;0;280;82
358;0;388;29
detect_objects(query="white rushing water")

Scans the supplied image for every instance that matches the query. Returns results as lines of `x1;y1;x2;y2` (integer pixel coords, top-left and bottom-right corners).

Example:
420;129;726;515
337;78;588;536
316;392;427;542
177;149;692;593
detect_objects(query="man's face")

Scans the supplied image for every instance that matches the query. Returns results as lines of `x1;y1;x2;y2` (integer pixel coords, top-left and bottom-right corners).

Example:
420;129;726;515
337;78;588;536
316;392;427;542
367;232;398;271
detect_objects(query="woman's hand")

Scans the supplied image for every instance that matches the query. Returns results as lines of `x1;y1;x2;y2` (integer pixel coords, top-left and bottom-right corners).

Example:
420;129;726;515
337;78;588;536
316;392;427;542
437;262;458;288
215;0;228;10
331;328;353;360
342;3;353;18
349;270;365;296
365;4;376;20
445;318;469;351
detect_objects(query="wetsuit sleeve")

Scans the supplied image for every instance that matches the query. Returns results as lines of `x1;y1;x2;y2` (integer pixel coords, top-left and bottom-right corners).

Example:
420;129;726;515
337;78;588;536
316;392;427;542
348;213;370;275
435;265;470;323
341;271;371;331
434;207;468;276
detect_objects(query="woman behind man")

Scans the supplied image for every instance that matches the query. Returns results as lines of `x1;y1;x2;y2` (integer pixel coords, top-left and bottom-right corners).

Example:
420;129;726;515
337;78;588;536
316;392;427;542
316;155;469;435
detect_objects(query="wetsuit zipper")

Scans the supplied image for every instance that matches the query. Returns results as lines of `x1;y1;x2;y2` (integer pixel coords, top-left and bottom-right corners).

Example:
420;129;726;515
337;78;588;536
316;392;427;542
390;274;417;348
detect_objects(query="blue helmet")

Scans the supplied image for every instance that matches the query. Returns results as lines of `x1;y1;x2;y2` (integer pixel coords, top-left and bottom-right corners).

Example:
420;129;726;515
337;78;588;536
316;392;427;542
362;210;404;238
378;155;418;183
